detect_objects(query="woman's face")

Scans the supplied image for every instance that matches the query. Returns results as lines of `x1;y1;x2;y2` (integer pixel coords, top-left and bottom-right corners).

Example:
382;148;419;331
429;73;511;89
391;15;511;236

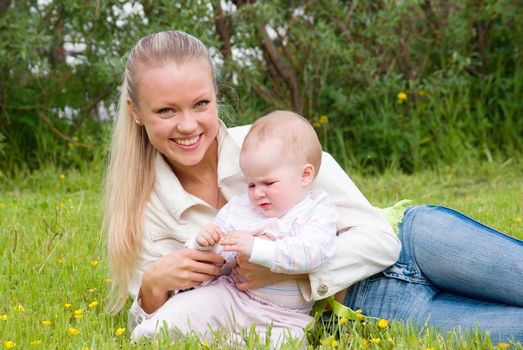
129;59;219;171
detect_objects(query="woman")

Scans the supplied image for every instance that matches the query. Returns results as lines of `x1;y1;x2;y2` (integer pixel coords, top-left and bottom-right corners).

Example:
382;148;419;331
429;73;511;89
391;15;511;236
105;31;523;344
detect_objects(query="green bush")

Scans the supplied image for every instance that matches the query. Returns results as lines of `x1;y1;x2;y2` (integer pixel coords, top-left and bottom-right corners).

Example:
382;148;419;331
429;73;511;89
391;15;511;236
1;0;522;174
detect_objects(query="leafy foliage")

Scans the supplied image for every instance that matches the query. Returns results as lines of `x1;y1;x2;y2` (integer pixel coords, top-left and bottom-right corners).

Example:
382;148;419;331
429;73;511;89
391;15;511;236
1;0;522;174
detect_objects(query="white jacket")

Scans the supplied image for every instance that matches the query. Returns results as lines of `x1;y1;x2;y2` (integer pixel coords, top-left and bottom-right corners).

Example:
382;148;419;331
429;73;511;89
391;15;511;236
127;121;401;330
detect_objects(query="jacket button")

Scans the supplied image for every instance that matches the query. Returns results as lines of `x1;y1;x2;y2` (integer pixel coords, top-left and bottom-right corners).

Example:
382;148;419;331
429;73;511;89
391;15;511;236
317;283;328;296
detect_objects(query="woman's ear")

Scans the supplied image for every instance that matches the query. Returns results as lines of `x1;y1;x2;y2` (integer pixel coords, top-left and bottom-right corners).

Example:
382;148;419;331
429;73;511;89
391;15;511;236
301;164;315;186
127;99;141;124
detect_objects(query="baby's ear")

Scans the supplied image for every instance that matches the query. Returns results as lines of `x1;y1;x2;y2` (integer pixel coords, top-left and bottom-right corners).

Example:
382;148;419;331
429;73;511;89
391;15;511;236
301;164;315;186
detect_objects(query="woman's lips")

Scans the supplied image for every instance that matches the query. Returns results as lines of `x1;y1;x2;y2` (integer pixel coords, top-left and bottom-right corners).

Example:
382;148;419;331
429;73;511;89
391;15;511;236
171;134;201;150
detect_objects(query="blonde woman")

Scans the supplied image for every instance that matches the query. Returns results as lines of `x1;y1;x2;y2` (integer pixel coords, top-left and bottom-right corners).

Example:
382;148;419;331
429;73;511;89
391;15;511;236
105;31;523;344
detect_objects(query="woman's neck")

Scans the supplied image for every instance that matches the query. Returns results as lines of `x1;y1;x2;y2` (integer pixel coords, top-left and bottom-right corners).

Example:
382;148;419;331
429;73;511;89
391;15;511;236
168;139;225;209
170;139;219;186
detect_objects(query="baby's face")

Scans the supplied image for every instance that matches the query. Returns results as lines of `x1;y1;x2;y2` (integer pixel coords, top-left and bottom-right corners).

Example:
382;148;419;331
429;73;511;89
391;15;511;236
240;142;309;218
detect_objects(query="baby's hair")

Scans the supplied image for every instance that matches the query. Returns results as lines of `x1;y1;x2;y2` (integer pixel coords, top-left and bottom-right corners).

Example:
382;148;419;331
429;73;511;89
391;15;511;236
242;111;322;176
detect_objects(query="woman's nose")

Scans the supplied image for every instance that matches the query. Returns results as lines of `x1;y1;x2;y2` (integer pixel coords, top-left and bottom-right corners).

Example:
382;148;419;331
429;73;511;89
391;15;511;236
176;111;198;133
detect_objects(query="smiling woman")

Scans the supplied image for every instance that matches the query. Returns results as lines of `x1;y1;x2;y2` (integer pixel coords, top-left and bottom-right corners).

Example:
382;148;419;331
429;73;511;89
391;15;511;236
127;61;219;171
104;30;401;344
104;30;523;347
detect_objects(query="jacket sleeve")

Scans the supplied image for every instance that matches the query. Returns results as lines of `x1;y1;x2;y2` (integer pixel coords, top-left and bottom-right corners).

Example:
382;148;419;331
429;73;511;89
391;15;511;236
304;152;401;301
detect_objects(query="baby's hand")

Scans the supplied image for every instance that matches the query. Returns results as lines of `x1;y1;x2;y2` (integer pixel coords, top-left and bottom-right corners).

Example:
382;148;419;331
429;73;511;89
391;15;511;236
220;231;255;257
197;224;225;248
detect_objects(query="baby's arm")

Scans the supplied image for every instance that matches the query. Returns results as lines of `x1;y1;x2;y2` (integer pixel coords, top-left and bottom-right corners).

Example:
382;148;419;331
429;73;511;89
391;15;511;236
197;224;225;248
250;196;338;274
185;202;232;251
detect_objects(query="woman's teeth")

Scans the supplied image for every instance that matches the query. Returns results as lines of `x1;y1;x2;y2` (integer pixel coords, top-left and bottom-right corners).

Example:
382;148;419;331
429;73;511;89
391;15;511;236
174;136;199;146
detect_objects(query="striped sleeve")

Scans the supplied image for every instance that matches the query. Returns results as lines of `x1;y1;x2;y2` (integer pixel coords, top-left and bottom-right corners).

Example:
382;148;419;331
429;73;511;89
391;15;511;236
272;197;338;274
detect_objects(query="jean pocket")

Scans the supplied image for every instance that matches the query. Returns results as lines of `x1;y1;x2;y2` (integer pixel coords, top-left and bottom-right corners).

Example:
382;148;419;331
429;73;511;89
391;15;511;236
383;262;431;285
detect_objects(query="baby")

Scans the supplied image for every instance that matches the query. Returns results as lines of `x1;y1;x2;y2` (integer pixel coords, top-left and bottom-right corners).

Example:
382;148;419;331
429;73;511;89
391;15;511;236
189;111;337;341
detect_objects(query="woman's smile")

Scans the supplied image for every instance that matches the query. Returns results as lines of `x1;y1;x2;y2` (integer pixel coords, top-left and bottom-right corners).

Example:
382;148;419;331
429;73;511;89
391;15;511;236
171;134;201;149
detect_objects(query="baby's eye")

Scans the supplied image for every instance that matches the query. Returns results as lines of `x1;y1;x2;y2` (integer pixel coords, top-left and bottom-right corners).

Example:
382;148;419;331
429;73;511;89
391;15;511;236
265;181;276;186
248;184;255;188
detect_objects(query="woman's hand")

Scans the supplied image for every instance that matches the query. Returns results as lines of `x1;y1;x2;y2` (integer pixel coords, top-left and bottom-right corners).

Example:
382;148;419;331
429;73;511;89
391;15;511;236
234;253;307;290
140;248;224;313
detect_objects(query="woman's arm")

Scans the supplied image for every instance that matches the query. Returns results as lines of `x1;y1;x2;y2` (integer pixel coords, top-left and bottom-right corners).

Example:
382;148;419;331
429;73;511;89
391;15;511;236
306;153;401;300
234;253;308;290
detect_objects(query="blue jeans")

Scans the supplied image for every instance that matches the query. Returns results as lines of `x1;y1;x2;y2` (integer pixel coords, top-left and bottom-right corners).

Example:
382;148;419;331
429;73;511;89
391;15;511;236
344;205;523;343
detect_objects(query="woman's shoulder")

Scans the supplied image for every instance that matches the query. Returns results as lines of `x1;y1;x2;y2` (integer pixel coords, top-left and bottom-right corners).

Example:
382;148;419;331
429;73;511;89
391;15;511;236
226;123;251;146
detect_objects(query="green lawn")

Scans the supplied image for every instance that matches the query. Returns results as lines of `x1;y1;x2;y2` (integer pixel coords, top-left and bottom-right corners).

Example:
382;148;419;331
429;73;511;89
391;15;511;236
1;160;521;349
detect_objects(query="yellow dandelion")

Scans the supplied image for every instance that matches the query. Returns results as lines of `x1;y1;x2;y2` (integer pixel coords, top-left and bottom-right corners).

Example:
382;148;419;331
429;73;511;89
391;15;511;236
362;339;369;346
68;327;80;336
418;89;426;96
371;338;380;344
0;314;7;321
356;313;364;320
30;340;42;346
355;309;363;313
42;320;52;326
81;347;89;350
516;217;521;224
13;305;24;313
115;327;126;337
64;303;72;309
498;343;510;349
425;348;435;350
57;258;64;265
0;203;5;209
74;309;83;320
319;115;329;124
105;278;112;284
59;202;65;208
67;142;74;149
313;122;321;129
4;341;16;348
339;316;348;325
378;319;389;329
90;260;98;267
397;92;408;102
59;174;65;180
331;339;338;348
88;301;98;309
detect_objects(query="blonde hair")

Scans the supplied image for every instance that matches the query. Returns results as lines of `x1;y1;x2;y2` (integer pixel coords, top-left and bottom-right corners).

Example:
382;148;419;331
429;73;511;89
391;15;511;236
104;31;215;313
242;110;322;175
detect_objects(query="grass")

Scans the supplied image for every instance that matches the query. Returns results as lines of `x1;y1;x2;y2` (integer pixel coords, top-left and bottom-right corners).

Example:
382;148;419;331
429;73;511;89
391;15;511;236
0;159;522;349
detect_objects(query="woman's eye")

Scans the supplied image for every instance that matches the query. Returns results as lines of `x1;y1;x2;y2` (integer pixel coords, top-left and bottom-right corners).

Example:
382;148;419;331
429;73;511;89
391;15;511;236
157;108;173;114
195;100;209;109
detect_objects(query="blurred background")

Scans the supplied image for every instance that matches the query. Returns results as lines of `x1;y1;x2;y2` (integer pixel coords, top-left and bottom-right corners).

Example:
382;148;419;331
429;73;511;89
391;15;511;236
1;0;522;175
